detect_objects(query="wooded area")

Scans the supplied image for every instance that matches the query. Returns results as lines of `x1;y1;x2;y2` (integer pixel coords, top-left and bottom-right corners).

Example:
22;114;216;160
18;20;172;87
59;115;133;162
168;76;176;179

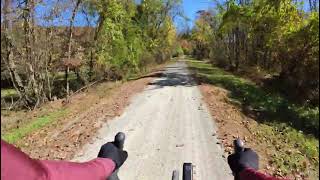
177;1;319;177
0;0;319;178
1;0;183;109
177;0;319;135
181;0;319;107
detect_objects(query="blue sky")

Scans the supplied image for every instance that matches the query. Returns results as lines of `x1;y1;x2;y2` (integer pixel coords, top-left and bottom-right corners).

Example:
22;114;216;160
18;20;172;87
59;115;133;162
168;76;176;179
35;0;217;28
35;0;312;29
35;1;97;27
178;0;216;29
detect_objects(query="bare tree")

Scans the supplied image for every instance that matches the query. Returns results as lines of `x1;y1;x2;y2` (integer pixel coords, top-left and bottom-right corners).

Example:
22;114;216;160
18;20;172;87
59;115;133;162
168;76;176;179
1;0;32;107
65;0;82;97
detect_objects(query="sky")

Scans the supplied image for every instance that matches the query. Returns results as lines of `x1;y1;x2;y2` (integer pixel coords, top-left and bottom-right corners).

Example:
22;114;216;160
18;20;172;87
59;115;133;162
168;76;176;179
175;0;214;30
34;0;313;29
35;0;217;29
175;0;311;31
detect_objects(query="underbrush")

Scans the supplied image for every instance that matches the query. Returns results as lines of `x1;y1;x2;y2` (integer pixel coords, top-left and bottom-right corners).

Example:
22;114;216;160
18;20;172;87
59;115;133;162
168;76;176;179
187;59;319;178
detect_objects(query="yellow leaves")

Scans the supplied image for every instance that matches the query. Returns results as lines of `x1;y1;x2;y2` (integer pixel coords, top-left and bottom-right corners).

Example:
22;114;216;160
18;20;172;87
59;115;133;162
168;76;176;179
167;27;176;47
192;17;214;46
163;17;177;47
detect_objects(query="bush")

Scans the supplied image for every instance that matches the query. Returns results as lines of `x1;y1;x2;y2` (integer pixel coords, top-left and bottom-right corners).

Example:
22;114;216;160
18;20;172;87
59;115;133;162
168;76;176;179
139;52;154;69
172;45;184;57
210;46;228;68
155;49;171;64
180;40;193;55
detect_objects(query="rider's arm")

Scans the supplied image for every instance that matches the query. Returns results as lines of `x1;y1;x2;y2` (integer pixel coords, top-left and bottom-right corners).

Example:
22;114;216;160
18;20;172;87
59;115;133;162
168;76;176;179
40;158;115;180
240;168;288;180
1;140;115;180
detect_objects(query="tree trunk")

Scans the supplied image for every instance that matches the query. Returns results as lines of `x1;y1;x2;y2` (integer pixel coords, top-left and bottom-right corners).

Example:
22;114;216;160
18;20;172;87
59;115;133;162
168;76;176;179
227;33;233;68
23;0;42;107
66;0;82;97
245;36;249;65
65;66;70;96
267;50;272;70
251;37;256;65
235;27;240;71
88;3;107;82
2;0;32;106
89;50;94;81
45;27;54;100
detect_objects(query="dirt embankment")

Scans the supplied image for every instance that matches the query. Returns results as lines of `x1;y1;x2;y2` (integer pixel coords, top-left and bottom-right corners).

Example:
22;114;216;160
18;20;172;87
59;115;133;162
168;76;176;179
13;77;155;160
198;85;268;164
198;84;311;179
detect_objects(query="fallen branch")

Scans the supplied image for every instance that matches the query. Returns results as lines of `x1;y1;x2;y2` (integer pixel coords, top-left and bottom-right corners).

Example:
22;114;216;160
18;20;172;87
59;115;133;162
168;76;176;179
62;79;105;106
73;79;104;95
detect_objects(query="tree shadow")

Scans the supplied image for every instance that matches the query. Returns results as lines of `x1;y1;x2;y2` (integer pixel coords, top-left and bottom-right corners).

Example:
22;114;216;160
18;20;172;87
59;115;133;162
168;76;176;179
52;77;85;98
147;64;198;90
189;64;319;138
129;71;164;81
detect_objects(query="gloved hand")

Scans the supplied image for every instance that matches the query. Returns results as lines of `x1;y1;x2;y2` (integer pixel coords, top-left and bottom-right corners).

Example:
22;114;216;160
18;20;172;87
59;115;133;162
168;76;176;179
98;142;128;169
227;148;259;175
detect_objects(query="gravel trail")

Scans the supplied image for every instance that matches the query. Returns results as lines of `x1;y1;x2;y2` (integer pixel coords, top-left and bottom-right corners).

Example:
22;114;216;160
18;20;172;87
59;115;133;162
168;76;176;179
74;60;233;180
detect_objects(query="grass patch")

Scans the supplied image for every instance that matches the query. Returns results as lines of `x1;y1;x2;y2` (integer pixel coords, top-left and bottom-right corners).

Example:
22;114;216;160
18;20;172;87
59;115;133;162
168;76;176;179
2;109;68;144
187;60;319;136
54;72;77;81
187;59;319;177
254;123;319;176
1;88;18;98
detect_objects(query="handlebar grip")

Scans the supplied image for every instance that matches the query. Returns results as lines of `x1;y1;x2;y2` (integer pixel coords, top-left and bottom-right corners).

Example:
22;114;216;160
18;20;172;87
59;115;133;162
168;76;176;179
107;132;126;180
114;132;125;150
233;138;244;153
233;138;244;180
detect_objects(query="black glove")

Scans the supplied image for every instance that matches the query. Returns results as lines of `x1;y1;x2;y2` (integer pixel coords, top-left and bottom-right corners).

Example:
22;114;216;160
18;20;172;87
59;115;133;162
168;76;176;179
98;142;128;169
227;148;259;175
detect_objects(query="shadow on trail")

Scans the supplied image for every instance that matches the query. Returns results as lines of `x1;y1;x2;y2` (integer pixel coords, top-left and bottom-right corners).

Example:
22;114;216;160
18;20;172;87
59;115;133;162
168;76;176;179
129;72;164;81
147;64;198;90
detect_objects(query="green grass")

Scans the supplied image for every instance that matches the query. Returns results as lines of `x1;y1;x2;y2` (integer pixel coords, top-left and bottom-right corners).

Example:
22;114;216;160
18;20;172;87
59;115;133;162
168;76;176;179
2;109;68;144
187;59;319;136
1;89;18;98
1;73;77;100
255;123;319;176
187;59;319;177
54;72;77;81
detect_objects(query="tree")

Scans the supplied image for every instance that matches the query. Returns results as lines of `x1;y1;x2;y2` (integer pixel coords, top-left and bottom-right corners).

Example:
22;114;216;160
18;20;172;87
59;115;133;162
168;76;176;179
1;0;182;109
189;0;319;105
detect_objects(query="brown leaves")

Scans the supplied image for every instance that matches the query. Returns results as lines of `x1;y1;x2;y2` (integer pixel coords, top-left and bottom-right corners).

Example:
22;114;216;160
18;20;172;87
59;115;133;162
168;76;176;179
15;77;153;161
198;83;290;177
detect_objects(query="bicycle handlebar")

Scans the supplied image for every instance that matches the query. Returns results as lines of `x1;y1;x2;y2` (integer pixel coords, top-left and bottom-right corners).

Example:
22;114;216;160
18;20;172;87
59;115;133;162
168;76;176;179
233;138;244;153
232;138;244;180
107;132;126;180
114;132;125;150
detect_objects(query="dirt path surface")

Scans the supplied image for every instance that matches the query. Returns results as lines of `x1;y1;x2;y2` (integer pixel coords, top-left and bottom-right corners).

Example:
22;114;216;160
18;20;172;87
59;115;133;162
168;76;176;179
74;61;233;180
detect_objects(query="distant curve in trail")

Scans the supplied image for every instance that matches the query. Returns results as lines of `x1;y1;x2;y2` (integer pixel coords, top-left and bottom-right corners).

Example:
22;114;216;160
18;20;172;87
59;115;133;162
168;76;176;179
73;60;233;180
